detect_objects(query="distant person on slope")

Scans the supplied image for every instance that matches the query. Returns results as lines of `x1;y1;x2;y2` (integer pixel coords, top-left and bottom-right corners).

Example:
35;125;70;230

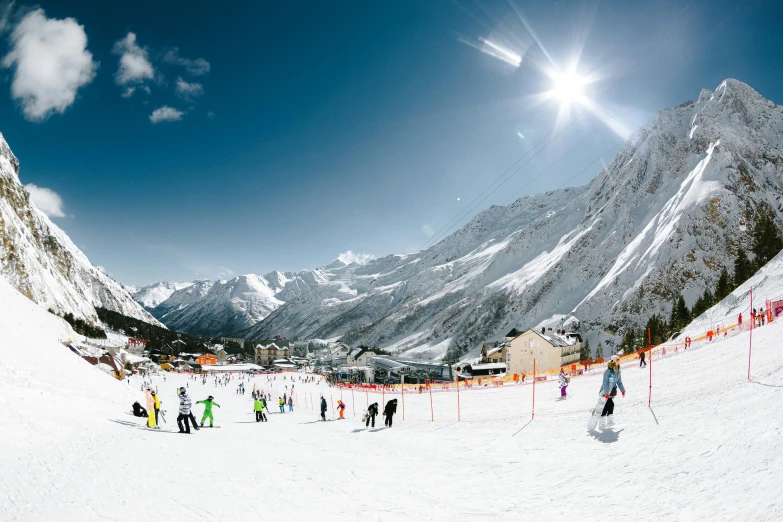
254;397;267;422
144;388;157;429
320;396;328;421
365;402;379;428
278;397;285;413
558;369;570;398
288;396;294;412
383;399;398;428
197;396;220;427
639;350;647;367
599;355;625;428
177;387;193;434
337;400;346;419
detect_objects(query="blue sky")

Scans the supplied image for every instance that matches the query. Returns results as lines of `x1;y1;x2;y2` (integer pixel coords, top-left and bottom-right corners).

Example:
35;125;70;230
1;0;781;286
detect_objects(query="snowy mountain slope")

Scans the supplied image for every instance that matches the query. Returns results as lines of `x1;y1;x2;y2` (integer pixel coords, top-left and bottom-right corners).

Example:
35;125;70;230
148;274;285;337
3;261;783;520
132;280;194;310
145;79;783;360
0;133;161;325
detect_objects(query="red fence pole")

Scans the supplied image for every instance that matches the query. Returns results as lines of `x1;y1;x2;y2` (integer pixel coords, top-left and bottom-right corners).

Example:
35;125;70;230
748;286;753;381
429;382;434;422
532;359;536;420
648;345;653;408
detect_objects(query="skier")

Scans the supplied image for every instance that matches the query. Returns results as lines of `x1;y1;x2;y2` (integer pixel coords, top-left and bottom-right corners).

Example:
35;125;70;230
599;355;625;428
254;397;266;422
365;402;379;428
177;387;193;434
278;397;285;413
337;400;346;419
383;398;397;427
144;388;157;429
151;390;161;425
288;396;294;412
132;401;148;418
197;396;220;427
320;396;328;421
639;349;647;367
558;369;569;398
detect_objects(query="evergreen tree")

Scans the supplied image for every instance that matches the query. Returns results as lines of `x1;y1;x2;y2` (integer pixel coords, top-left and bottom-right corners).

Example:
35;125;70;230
715;266;731;301
691;288;714;318
733;247;753;287
620;328;637;352
644;314;668;344
669;294;691;332
751;208;783;269
579;338;591;361
595;341;604;360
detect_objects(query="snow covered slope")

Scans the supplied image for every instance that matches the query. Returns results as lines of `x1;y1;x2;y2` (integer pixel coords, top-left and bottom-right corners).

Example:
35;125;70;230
144;79;783;360
132;280;194;310
2;263;783;520
0;133;160;325
147;273;286;337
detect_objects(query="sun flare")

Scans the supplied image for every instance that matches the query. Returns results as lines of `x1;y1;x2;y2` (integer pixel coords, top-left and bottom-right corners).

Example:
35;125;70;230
549;69;588;107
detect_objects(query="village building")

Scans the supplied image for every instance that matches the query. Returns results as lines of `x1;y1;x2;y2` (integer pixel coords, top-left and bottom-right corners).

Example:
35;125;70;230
347;347;376;367
254;340;291;366
504;328;581;376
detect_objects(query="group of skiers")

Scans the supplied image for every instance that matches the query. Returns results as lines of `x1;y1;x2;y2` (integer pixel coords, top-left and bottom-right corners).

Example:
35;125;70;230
173;388;220;433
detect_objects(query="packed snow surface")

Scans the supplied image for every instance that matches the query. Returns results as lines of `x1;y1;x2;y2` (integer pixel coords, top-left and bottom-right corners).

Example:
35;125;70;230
1;273;782;520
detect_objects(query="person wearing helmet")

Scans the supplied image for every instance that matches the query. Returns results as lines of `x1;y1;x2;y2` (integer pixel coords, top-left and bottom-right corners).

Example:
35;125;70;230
197;395;220;427
599;355;626;428
177;387;193;433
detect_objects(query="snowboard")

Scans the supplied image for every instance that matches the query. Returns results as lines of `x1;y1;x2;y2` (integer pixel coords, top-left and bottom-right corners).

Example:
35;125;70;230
587;396;607;431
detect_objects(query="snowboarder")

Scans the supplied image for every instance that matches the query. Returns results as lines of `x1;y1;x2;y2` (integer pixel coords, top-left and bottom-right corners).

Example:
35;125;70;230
365;402;379;427
558;369;569;398
132;401;148;418
639;350;647;367
197;396;220;427
599;355;625;428
177;387;193;434
383;399;397;427
337;400;346;419
320;396;327;421
144;388;157;429
254;397;267;422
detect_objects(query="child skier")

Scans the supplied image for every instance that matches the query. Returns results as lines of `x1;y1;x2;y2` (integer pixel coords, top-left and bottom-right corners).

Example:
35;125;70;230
278;397;285;413
288;396;294;412
337;400;346;419
599;355;626;428
197;396;220;427
558;369;569;398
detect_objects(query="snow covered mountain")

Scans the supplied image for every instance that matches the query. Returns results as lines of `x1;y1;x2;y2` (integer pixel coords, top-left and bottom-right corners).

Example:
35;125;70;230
132;281;194;310
146;273;288;337
0;134;161;326
144;79;783;360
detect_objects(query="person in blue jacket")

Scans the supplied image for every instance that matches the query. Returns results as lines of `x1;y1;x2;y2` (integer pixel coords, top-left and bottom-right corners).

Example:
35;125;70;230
599;355;625;428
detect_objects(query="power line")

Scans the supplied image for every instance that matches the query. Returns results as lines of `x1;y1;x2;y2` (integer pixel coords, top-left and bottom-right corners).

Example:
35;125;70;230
419;0;702;251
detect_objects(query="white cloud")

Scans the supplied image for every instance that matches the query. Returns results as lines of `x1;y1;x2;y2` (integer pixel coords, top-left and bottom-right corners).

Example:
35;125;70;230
25;183;66;218
112;32;154;90
175;77;203;101
217;266;235;278
2;9;97;122
149;105;183;124
0;1;14;33
337;250;376;266
163;47;210;75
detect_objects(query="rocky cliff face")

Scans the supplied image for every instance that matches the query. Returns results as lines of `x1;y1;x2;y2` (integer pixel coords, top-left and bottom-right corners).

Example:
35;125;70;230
0;133;161;326
143;79;783;359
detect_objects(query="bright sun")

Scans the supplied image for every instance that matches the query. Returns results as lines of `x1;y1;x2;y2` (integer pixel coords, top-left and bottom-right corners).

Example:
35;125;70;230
550;70;587;106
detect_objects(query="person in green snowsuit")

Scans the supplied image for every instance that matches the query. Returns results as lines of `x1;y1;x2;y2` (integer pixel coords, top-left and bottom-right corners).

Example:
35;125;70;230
197;395;220;427
254;398;267;422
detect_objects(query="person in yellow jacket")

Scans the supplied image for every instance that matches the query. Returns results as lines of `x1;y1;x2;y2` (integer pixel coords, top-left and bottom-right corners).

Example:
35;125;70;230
151;390;161;425
144;388;157;429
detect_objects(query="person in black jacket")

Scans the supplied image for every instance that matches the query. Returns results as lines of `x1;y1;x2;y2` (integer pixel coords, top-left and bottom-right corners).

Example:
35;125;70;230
132;401;148;417
320;396;328;421
365;402;379;427
383;399;398;427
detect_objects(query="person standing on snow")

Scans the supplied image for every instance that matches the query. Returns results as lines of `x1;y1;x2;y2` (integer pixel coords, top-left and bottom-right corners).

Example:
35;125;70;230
278;397;285;413
365;402;379;427
558;369;569;398
599;355;625;428
177;387;193;434
320;396;328;421
639;349;647;367
254;397;267;422
383;398;397;427
144;388;158;429
197;396;220;427
288;397;294;412
337;400;346;419
151;390;162;425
